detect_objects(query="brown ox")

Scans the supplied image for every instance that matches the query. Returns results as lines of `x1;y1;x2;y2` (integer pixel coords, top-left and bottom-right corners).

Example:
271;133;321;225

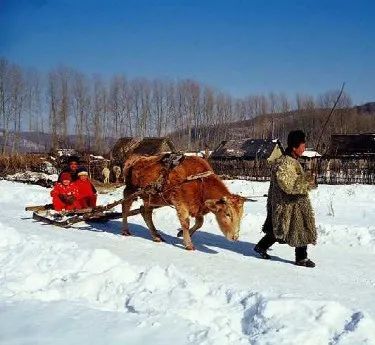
122;154;245;250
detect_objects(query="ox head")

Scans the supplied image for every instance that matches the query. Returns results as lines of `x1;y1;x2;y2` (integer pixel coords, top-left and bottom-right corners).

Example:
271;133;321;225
205;195;245;241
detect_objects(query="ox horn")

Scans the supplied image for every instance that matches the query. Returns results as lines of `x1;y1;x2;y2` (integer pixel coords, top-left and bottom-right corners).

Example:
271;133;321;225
244;197;258;202
242;194;268;202
220;196;228;204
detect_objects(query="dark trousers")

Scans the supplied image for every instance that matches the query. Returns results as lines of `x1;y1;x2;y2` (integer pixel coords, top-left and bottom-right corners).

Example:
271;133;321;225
257;232;307;261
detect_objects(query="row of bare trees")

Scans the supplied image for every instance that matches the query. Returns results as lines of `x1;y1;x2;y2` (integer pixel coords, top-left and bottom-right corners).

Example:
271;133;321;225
1;57;373;154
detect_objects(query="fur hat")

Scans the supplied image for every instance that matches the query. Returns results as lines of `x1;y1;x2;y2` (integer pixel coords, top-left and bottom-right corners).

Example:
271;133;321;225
60;172;72;181
77;167;89;176
67;155;80;164
287;130;306;149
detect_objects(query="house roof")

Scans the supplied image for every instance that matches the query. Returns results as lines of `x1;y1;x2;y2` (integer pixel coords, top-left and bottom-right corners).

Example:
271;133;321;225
210;138;281;160
301;149;322;158
327;134;375;157
132;137;176;155
111;137;176;163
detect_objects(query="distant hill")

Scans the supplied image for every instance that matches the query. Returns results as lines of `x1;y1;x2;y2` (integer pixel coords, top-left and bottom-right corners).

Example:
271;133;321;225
169;102;375;150
355;102;375;114
0;130;117;154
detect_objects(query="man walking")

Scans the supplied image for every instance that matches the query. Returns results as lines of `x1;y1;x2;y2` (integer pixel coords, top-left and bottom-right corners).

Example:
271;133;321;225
254;130;317;267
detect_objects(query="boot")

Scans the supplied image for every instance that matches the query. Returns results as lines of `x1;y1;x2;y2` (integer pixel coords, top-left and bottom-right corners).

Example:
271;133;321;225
295;258;316;268
254;245;271;260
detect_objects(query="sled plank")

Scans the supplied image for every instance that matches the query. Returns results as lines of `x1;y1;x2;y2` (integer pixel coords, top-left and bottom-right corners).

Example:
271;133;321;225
32;211;71;227
32;208;141;228
26;204;53;212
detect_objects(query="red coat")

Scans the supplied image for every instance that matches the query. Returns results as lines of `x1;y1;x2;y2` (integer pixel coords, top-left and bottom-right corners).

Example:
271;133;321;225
74;179;97;209
50;183;80;211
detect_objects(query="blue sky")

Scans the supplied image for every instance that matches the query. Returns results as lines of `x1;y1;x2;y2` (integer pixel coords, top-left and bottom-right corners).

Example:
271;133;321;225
1;0;374;104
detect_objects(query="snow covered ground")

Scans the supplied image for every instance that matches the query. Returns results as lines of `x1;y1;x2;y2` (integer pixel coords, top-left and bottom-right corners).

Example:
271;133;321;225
0;180;374;345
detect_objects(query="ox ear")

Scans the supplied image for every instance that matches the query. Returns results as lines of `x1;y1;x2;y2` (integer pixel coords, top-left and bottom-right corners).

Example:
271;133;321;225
205;199;226;213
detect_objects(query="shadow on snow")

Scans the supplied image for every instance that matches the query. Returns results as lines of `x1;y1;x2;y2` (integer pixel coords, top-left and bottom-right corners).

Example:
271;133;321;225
78;219;293;265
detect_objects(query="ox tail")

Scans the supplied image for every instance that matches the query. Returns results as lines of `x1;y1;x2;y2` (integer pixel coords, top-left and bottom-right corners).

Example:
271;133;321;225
124;165;133;189
123;156;137;189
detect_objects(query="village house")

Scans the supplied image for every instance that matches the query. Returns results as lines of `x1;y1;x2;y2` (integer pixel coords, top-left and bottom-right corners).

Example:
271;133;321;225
107;137;177;182
300;148;322;173
209;138;283;180
320;133;375;184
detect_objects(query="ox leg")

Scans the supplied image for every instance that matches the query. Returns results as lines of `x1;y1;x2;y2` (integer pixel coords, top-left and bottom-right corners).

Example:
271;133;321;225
121;189;135;236
176;208;194;250
140;205;165;243
177;215;204;238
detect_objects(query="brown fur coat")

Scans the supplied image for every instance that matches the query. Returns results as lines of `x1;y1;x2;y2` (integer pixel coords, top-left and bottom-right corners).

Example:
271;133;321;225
264;155;317;247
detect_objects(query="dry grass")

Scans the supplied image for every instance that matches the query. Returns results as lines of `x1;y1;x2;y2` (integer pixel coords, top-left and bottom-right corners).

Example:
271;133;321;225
0;154;48;177
92;179;124;194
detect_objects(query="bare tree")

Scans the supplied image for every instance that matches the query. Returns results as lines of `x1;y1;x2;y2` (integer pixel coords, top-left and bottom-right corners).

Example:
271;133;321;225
72;71;91;151
92;75;107;153
318;90;352;109
164;80;177;135
0;58;10;153
136;79;152;137
2;57;373;155
8;65;25;153
47;71;59;150
58;68;70;145
47;67;71;150
152;79;166;137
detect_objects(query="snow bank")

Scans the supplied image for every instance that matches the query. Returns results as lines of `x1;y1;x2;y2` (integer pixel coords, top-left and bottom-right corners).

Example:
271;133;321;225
5;171;58;187
312;184;375;250
1;180;51;207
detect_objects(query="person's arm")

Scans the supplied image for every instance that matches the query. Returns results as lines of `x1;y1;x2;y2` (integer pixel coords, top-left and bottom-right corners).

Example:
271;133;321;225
89;180;97;194
276;159;311;195
50;184;60;197
72;185;80;198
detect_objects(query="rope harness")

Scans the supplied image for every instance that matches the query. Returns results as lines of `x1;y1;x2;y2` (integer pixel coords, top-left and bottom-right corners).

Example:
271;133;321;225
147;170;214;209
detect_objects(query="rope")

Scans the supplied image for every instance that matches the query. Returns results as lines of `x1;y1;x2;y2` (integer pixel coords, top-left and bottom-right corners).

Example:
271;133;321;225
186;171;214;180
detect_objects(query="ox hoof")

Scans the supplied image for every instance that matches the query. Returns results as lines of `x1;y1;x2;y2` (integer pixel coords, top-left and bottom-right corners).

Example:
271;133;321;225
185;245;195;251
122;230;132;236
177;230;183;237
153;236;165;243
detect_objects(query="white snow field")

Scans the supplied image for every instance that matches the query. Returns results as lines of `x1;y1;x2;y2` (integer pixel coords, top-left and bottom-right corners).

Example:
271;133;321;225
0;179;374;345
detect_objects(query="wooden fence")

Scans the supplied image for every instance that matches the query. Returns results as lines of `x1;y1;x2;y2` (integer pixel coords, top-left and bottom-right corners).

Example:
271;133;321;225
315;158;375;185
209;159;272;181
209;157;375;184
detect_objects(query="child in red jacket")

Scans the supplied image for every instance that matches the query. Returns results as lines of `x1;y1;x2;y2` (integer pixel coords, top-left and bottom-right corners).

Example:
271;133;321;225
75;168;97;209
50;173;80;211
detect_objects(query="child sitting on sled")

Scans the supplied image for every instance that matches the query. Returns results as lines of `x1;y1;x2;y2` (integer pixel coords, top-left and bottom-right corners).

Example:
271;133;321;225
50;172;80;211
74;168;97;209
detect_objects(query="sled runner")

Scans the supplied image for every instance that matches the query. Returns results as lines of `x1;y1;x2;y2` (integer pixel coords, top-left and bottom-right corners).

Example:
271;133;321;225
31;208;121;227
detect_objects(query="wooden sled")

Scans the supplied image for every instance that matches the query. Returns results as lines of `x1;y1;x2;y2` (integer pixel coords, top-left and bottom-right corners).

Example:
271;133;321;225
26;190;146;228
31;208;141;228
